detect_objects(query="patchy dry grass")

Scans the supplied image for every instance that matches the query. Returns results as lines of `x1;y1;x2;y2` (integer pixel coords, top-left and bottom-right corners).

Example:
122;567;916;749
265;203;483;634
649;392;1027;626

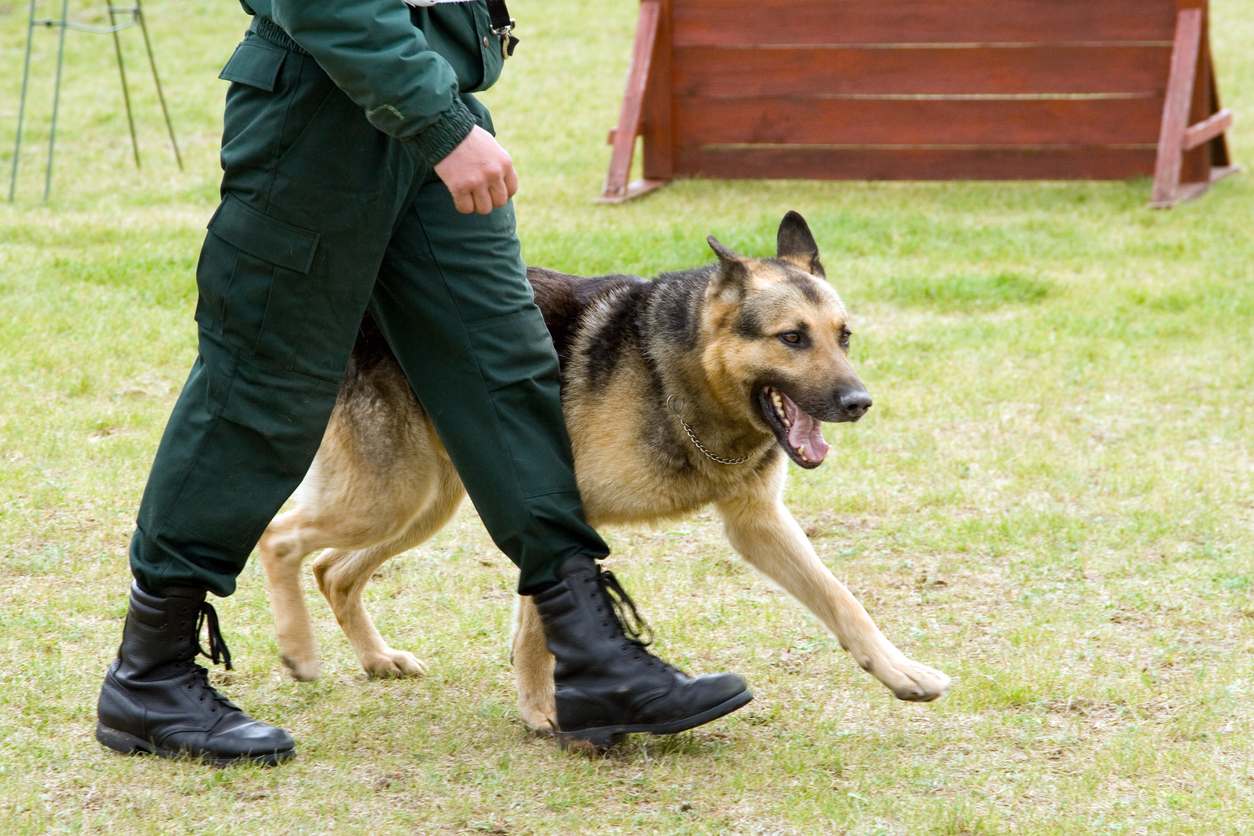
4;0;1254;834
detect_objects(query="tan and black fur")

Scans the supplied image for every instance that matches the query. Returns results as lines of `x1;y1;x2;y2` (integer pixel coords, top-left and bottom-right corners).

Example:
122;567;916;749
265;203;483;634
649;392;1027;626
259;212;950;735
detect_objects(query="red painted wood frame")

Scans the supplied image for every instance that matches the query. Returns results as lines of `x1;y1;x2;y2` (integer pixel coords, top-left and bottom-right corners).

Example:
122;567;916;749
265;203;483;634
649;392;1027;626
599;0;1236;207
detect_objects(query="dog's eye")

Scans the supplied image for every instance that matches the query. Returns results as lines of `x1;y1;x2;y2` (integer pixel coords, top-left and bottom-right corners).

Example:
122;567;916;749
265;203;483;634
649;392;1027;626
839;329;852;350
778;332;806;347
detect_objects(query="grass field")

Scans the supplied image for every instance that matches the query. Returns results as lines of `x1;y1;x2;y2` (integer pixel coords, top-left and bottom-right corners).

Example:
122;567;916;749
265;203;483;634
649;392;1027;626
3;1;1254;834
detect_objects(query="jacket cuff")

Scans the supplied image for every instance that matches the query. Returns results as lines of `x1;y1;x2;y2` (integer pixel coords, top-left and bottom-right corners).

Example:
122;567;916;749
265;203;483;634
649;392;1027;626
406;97;477;167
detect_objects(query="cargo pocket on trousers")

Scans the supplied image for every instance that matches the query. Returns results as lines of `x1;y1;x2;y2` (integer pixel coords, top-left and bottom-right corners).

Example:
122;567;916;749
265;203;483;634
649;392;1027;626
195;194;321;369
219;37;285;91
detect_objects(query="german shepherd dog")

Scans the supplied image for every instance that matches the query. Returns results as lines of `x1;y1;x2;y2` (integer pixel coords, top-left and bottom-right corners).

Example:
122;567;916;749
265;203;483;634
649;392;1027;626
259;212;950;735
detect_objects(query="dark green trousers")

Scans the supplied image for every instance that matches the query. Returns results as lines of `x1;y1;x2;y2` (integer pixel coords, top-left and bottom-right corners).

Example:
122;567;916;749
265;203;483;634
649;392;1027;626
129;30;608;597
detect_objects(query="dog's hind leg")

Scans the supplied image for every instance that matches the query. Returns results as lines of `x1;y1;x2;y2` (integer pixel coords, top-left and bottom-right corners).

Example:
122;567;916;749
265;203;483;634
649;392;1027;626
311;542;426;678
719;495;951;702
511;595;556;734
312;458;466;679
260;496;428;681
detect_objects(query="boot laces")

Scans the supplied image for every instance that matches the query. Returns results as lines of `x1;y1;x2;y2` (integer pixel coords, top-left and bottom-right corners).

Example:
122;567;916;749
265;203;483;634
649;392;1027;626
176;601;242;713
596;568;655;648
195;601;233;671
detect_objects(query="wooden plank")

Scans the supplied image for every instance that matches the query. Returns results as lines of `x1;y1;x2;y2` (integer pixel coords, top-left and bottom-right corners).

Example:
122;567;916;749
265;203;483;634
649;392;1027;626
1183;108;1231;151
674;97;1165;147
674;145;1160;181
1151;8;1202;205
671;0;1176;47
672;45;1173;98
602;0;662;200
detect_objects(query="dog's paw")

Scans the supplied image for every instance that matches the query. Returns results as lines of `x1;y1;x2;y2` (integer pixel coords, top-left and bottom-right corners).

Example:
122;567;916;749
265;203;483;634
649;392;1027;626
363;648;428;679
518;699;558;736
870;654;952;702
281;652;320;682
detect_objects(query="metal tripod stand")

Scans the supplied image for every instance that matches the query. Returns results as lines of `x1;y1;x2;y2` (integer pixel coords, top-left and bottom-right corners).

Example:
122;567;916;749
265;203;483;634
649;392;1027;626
9;0;182;202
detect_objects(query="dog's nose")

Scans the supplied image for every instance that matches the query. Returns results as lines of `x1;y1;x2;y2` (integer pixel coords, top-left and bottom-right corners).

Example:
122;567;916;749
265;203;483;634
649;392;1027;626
839;387;872;420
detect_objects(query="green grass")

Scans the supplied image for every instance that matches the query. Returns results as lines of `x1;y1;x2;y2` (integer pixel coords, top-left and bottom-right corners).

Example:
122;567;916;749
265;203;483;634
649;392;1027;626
4;0;1254;833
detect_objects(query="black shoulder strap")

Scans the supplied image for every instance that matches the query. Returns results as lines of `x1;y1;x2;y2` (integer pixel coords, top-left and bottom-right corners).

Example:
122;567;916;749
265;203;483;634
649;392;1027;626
485;0;519;57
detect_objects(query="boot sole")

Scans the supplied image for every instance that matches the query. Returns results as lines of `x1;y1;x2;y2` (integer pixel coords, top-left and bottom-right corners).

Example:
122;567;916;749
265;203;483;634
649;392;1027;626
556;688;754;750
96;722;296;767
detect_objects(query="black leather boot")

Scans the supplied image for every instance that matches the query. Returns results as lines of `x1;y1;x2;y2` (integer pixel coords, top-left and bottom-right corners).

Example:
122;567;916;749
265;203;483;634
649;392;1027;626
532;555;752;749
96;583;296;766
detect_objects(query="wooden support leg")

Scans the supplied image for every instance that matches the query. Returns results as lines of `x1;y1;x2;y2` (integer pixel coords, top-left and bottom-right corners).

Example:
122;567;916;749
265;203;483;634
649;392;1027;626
1151;9;1202;207
598;0;668;203
1150;7;1238;207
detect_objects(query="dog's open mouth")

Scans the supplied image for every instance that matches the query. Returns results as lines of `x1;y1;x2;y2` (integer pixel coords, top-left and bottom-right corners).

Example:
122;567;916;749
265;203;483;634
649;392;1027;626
760;386;829;468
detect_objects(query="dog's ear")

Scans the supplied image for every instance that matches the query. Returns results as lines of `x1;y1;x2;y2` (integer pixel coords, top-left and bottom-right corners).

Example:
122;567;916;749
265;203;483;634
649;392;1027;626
707;234;750;302
776;211;825;278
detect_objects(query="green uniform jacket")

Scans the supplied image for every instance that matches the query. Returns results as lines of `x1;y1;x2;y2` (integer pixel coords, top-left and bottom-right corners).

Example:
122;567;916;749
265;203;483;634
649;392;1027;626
238;0;505;165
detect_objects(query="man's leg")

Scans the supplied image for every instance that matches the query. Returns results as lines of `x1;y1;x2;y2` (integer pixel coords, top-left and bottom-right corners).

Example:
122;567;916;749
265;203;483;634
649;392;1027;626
369;177;606;593
99;35;414;765
370;177;752;747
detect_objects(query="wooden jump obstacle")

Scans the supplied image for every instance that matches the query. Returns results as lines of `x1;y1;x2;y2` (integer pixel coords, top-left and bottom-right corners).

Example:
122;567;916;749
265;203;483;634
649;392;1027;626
600;0;1236;207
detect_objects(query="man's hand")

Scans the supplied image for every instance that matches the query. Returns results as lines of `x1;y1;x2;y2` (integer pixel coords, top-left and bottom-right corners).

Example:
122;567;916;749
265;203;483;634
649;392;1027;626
433;126;519;215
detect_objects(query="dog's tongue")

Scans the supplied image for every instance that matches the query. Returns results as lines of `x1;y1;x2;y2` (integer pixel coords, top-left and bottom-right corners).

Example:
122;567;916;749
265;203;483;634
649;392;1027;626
783;395;829;464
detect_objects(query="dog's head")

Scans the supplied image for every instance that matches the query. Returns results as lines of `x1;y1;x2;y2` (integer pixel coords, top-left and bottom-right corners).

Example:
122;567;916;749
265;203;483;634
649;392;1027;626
701;211;871;469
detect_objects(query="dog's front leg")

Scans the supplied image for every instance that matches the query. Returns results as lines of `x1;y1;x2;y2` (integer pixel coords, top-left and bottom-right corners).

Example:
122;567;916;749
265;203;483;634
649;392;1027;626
511;595;557;734
259;510;323;681
718;496;951;702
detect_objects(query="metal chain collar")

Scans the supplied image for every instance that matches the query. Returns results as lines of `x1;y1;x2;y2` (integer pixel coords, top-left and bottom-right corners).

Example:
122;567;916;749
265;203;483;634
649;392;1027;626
666;396;755;466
